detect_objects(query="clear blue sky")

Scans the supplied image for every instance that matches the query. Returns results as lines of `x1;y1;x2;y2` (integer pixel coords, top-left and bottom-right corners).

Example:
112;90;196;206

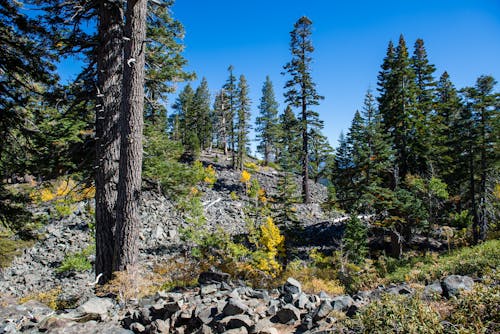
168;0;500;150
58;0;500;151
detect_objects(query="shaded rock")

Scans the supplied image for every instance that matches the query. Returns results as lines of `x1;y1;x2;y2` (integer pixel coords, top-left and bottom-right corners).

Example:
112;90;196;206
129;322;146;333
442;275;474;298
223;298;249;316
219;314;253;330
275;304;301;324
424;282;443;299
76;297;114;321
149;319;170;333
283;277;302;295
198;271;230;285
332;295;354;312
313;300;333;321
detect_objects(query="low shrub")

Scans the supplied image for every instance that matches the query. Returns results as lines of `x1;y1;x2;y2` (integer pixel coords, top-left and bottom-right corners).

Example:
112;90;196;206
57;244;95;273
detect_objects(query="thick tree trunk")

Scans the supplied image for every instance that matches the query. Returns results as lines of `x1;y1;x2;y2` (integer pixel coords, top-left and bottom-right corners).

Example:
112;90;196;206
113;0;147;271
95;1;123;283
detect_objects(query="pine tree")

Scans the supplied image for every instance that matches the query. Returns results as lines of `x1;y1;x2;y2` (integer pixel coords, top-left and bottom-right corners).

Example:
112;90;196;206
213;91;229;155
223;65;238;167
343;215;368;264
332;132;354;210
283;16;324;203
277;105;301;173
308;127;333;183
236;75;251;170
411;38;436;174
378;35;418;180
256;76;280;165
171;84;195;146
433;72;462;191
192;78;212;150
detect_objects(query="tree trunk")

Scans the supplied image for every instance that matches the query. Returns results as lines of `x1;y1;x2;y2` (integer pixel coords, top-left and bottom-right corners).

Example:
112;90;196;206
95;1;123;283
113;0;147;271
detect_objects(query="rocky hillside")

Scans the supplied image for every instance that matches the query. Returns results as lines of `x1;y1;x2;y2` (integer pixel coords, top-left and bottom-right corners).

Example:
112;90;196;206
0;152;336;302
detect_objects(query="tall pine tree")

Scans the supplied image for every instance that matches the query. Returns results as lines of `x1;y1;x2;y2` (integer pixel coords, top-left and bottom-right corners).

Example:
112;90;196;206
283;16;324;203
256;76;279;165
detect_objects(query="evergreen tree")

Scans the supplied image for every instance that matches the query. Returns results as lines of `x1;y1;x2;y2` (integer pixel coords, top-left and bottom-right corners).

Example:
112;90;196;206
332;132;354;210
377;35;418;180
256;76;279;165
277;105;301;173
358;90;395;214
343;215;368;265
171;84;195;146
433;72;462;191
283;16;324;203
308;127;333;183
223;65;238;167
213;90;229;155
411;38;436;174
236;75;251;170
192;78;212;150
460;76;499;242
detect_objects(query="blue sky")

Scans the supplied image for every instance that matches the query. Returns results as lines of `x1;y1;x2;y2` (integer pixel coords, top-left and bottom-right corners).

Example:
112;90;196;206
58;1;500;151
168;0;500;150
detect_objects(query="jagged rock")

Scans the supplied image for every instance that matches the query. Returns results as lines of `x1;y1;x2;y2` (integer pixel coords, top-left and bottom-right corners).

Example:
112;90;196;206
313;300;333;321
195;305;217;325
252;317;278;334
129;322;146;333
219;314;254;330
283;277;302;295
442;275;474;298
149;319;170;333
275;304;301;324
201;284;219;295
199;271;231;285
71;297;114;321
424;282;444;299
223;298;249;316
331;295;354;312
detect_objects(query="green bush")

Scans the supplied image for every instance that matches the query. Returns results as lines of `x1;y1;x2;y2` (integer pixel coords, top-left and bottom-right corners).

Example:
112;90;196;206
446;280;500;333
350;294;443;334
384;239;500;283
57;244;94;273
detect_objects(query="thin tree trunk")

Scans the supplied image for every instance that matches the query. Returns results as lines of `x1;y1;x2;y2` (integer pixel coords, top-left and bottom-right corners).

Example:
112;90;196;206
95;1;123;283
113;0;147;271
302;94;310;204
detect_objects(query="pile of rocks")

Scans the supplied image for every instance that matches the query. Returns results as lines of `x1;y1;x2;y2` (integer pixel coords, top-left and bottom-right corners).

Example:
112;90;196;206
0;273;476;334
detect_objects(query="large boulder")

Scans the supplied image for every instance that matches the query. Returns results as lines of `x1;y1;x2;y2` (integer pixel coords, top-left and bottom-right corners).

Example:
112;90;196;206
442;275;474;298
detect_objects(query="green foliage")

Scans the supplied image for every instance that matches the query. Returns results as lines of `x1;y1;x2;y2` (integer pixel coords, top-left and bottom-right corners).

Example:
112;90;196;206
0;236;34;268
384;239;500;283
343;215;368;264
256;76;280;165
57;244;95;273
350;294;444;334
446;279;500;333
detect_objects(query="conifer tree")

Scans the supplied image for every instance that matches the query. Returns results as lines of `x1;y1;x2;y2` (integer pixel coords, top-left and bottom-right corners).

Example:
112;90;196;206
171;84;195;146
223;65;238;167
256;76;280;165
192;78;212;150
283;16;324;203
343;215;368;264
213;91;229;155
236;75;251;170
308;127;333;183
277;105;301;173
377;35;418;180
332;132;354;210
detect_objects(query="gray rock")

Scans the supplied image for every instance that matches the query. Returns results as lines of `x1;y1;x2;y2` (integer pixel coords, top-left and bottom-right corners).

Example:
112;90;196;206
219;314;254;330
75;297;114;321
424;282;443;299
295;292;310;309
201;284;219;295
149;319;170;333
313;300;333;321
283;277;302;295
442;275;474;297
332;295;354;312
129;322;146;333
198;271;230;285
223;298;249;316
275;304;301;324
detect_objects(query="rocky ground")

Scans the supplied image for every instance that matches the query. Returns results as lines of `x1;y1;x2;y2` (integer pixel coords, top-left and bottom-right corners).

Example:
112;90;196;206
0;152;466;333
0;152;334;301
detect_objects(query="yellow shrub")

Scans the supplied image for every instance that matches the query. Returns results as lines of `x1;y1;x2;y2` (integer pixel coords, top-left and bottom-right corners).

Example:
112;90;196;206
254;217;285;277
30;178;95;204
240;170;251;184
243;161;259;171
203;165;217;186
20;286;63;310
